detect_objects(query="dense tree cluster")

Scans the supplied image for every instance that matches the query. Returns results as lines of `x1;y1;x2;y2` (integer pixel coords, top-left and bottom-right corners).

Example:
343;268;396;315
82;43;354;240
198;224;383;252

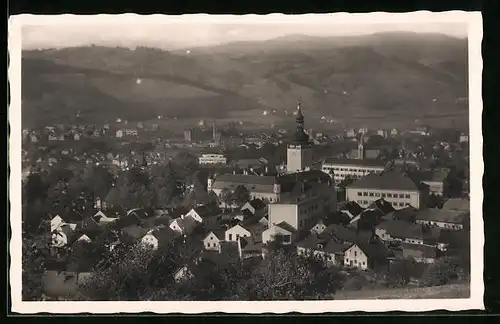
77;242;343;301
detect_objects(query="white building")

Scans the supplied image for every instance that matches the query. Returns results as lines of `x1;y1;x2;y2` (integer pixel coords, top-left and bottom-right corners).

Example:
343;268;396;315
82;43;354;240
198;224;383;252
262;222;296;245
225;224;252;242
459;134;469;143
321;158;386;184
346;170;430;209
286;102;313;173
415;209;468;231
267;190;325;233
198;153;227;165
203;231;223;251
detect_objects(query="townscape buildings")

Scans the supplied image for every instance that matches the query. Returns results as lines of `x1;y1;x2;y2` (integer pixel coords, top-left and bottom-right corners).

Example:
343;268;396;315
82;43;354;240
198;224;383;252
23;100;471;300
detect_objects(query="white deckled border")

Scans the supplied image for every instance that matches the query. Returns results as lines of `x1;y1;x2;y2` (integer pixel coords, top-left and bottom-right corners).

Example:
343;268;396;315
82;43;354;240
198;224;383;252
8;11;484;313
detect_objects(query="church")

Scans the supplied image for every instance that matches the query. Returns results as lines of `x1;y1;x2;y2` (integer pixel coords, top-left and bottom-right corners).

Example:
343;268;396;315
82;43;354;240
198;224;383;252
209;101;335;205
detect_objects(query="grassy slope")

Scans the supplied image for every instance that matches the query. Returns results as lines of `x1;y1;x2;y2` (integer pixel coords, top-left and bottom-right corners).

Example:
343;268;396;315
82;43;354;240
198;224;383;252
334;283;470;300
21;32;468;129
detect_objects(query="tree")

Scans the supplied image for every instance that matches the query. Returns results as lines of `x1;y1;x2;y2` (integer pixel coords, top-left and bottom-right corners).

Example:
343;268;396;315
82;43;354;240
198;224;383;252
219;188;232;210
116;167;155;209
238;249;342;300
22;234;52;300
232;185;251;208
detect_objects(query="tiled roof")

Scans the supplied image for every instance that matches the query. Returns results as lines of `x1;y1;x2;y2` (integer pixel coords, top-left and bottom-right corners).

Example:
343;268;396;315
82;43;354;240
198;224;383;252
355;238;392;260
323;158;386;168
275;221;297;233
382;205;418;222
347;170;428;191
212;174;277;193
248;198;266;211
415;208;468;224
339;201;364;217
151;227;178;246
192;204;222;219
376;220;424;240
321;224;358;244
367;198;395;215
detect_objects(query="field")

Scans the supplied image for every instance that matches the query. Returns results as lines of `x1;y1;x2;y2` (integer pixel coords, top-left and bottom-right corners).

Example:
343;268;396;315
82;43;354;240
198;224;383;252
22;32;468;129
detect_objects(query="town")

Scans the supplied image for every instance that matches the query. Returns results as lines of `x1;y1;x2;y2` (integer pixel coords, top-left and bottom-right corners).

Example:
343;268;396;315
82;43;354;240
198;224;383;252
22;101;471;301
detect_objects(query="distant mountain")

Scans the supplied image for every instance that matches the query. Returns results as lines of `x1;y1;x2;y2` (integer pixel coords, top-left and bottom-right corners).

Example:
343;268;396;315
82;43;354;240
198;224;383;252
21;32;468;128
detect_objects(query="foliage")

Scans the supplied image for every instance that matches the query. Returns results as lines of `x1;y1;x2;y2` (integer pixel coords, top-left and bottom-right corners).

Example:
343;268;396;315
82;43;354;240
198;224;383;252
219;188;233;210
421;257;465;287
22;234;52;300
232;185;251;208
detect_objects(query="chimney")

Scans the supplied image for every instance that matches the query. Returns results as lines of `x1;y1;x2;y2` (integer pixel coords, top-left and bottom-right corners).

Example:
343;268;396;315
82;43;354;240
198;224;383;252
181;214;185;219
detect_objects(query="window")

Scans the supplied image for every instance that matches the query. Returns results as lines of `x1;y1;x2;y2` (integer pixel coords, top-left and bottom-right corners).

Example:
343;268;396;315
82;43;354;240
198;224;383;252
375;192;380;197
354;251;357;257
363;192;368;196
357;192;362;196
362;261;366;266
399;194;404;198
405;194;410;199
392;202;397;206
386;193;392;198
381;193;386;198
399;202;405;207
228;234;232;240
369;192;374;197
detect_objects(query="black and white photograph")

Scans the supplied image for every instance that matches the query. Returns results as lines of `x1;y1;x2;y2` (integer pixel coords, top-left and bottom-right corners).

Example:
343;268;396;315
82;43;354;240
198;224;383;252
9;12;483;313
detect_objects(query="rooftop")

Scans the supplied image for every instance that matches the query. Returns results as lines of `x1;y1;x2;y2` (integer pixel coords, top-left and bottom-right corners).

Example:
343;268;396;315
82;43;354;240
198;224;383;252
376;220;424;240
323;158;387;168
347;170;428;191
442;198;470;212
415;208;468;224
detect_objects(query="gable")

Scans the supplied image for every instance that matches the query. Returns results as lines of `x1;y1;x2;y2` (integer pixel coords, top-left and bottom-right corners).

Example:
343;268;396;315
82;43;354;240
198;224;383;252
227;224;251;235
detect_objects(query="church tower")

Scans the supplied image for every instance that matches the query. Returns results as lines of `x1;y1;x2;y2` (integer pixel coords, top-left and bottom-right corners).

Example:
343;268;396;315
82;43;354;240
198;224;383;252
357;133;365;160
286;101;313;173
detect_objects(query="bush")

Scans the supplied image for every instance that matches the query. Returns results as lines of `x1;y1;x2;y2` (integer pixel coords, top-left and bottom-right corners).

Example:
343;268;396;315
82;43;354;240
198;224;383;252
421;257;464;287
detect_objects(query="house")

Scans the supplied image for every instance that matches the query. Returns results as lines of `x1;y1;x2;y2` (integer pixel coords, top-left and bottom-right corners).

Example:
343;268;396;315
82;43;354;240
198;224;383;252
349;208;385;232
173;264;195;283
415;208;468;231
375;220;426;245
346;169;430;209
381;205;418;223
225;224;251;242
91;211;118;226
310;219;328;235
338;201;365;220
366;198;396;216
51;215;65;232
459;134;469;143
198;153;227;165
267;182;330;233
344;238;392;271
185;204;222;230
296;235;350;266
169;215;198;235
238;236;265;260
116;130;123;138
202;231;224;251
321;158;386;184
210;174;282;203
141;227;177;250
262;221;297;245
120;224;149;242
400;242;437;264
320;224;358;245
241;198;267;216
420;169;449;196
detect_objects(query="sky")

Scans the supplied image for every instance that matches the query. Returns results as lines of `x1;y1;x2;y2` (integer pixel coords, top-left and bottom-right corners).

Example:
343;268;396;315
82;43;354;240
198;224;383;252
21;19;468;50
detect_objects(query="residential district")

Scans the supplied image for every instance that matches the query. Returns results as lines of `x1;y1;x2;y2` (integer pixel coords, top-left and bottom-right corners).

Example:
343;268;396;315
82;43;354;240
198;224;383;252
21;102;471;300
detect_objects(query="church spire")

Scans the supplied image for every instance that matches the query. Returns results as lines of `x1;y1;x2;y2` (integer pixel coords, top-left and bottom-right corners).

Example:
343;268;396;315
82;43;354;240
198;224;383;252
296;101;304;131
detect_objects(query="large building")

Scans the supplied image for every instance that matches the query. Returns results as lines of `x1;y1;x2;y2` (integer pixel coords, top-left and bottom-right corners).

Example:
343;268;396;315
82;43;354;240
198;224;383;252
198;153;227;165
321;158;387;184
346;169;430;209
267;182;335;233
286;102;313;173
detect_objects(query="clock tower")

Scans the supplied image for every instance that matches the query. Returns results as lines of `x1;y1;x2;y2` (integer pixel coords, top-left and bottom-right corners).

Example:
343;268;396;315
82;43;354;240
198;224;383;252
286;102;313;173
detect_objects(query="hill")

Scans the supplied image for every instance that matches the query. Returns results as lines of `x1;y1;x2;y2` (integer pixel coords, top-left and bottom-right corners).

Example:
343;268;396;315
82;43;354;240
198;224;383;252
21;32;468;129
